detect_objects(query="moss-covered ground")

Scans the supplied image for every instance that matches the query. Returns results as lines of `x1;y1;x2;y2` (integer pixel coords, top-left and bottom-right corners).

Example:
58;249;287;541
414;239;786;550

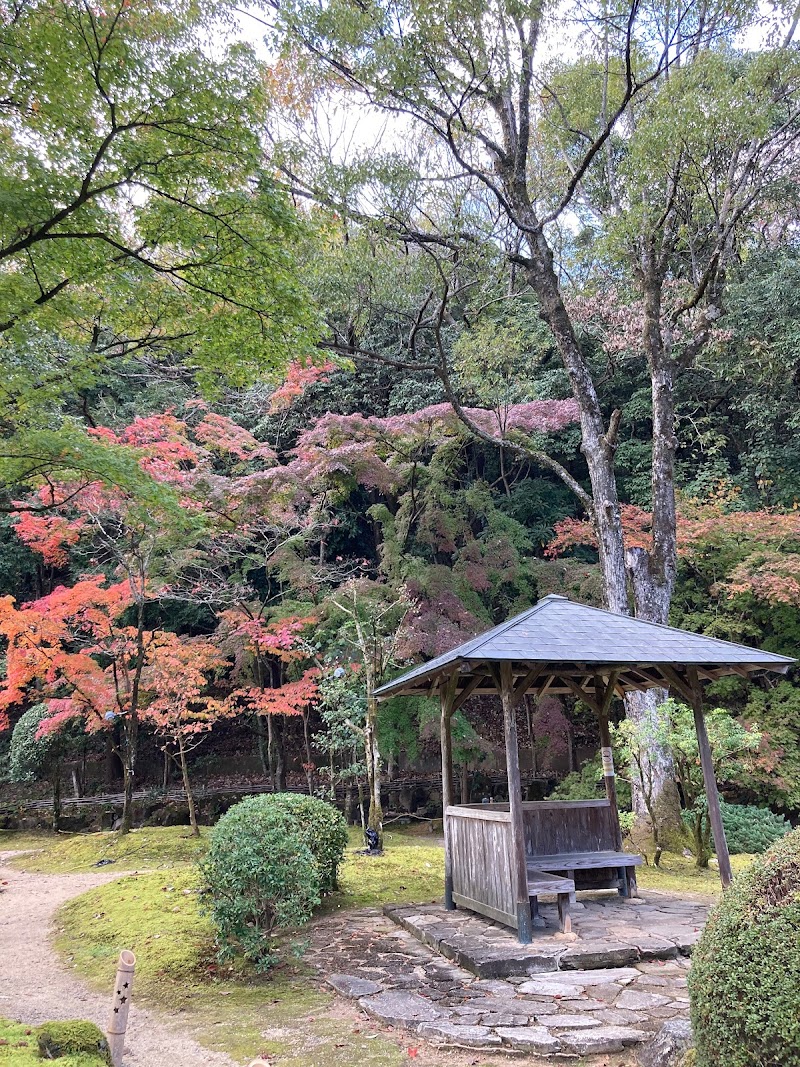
0;1018;107;1067
0;826;208;872
635;850;754;896
3;824;755;1065
16;825;464;1066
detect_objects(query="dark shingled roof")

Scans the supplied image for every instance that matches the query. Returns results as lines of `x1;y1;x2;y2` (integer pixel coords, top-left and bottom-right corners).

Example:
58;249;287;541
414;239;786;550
374;594;794;701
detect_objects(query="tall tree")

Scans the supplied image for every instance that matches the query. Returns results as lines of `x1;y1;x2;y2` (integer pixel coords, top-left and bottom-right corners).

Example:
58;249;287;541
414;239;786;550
269;0;800;829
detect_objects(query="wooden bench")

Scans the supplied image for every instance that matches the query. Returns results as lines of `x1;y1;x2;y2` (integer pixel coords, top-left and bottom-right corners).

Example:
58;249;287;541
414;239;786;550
522;800;642;918
446;799;641;936
527;866;575;932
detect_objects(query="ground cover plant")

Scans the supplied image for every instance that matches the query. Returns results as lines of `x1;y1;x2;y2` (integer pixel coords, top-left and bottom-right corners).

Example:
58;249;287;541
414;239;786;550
0;826;209;873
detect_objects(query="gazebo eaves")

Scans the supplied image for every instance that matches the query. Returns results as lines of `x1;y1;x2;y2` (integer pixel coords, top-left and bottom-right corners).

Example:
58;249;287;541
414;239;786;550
374;594;794;701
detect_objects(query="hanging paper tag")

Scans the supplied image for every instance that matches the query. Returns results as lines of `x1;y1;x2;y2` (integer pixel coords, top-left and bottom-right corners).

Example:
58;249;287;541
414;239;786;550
601;746;615;777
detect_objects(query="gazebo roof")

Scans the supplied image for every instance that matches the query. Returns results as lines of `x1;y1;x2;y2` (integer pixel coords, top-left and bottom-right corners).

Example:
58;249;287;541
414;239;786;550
374;594;794;701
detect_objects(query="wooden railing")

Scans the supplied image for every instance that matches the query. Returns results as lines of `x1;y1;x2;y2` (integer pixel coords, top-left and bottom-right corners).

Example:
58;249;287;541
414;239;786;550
446;804;517;927
445;799;624;929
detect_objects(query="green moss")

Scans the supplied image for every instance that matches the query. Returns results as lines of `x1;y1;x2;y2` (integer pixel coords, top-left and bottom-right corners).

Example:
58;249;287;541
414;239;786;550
36;1021;110;1064
0;1018;107;1066
56;869;215;1001
3;827;209;874
634;851;754;897
326;828;444;910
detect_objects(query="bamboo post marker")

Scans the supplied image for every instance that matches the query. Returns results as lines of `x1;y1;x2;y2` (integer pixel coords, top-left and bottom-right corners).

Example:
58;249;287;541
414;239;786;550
106;949;136;1067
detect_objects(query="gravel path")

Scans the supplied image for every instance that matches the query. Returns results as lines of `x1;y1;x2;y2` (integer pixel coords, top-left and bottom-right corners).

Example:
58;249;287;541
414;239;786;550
0;852;239;1067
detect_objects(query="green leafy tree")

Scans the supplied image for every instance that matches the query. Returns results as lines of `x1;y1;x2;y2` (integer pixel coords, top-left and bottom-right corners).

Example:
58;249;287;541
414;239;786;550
272;0;800;839
0;0;315;500
615;700;761;867
9;703;83;830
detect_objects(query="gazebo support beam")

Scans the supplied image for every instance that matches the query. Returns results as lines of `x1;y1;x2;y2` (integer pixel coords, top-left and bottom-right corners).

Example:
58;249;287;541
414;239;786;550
490;662;543;944
688;667;733;889
440;672;460;910
594;673;623;852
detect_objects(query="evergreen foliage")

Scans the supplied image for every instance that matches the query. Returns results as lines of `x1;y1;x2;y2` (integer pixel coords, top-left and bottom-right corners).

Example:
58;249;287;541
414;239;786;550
199;796;320;971
718;802;792;856
258;793;349;891
689;830;800;1067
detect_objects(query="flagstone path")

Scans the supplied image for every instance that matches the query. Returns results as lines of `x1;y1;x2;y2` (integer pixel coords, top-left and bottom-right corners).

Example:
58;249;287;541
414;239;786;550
305;894;706;1057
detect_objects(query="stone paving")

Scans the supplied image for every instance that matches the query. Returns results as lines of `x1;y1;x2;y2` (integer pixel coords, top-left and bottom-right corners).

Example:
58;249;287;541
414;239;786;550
387;896;708;976
305;893;708;1058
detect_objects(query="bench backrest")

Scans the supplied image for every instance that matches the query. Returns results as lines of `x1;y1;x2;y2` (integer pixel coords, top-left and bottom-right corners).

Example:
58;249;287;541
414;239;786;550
521;799;618;857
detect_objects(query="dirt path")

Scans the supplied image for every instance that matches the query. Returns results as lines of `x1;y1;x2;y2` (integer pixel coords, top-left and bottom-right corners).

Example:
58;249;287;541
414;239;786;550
0;852;239;1067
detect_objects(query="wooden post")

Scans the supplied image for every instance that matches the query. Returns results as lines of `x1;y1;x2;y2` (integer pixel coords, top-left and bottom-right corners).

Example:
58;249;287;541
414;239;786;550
440;673;458;910
106;949;135;1067
688;669;733;889
594;674;623;851
498;662;533;943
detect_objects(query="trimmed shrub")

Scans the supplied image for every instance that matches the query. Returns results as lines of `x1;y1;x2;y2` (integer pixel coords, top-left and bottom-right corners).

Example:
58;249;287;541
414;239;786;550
688;828;800;1067
681;801;791;855
37;1020;111;1064
682;802;797;857
199;796;320;971
260;792;349;891
720;801;792;855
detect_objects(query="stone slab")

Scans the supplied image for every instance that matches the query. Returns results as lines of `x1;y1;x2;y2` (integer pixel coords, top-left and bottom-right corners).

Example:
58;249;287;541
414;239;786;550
518;978;586;997
327;973;383;998
418;1022;502;1047
537;1013;602;1029
561;1026;648;1055
617;988;673;1010
358;990;443;1027
495;1026;562;1053
384;899;704;980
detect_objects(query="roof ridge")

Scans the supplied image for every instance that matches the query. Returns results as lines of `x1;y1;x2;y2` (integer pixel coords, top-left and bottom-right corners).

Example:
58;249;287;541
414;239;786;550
554;598;793;660
463;599;551;658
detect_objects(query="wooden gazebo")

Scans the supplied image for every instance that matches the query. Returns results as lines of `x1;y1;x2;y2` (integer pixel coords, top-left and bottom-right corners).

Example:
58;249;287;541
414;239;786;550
375;594;794;943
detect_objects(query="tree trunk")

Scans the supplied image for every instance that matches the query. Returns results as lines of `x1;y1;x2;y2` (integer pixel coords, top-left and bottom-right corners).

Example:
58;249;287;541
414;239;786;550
626;688;686;843
120;600;146;835
357;776;366;832
51;767;61;832
521;239;683;840
274;715;286;793
302;711;314;795
364;694;383;847
178;737;199;838
460;761;470;805
120;754;134;835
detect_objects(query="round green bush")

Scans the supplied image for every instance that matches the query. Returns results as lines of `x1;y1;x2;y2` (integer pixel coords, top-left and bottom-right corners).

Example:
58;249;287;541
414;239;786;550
688;828;800;1067
260;792;349;891
681;801;791;855
199;797;320;972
